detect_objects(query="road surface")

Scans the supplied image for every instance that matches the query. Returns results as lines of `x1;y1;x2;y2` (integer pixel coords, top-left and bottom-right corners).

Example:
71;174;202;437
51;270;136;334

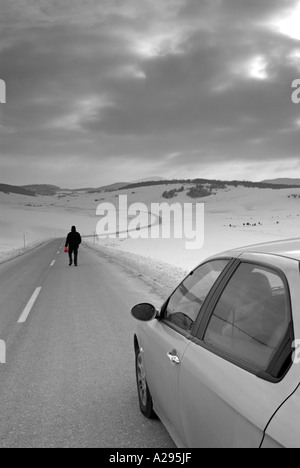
0;239;175;448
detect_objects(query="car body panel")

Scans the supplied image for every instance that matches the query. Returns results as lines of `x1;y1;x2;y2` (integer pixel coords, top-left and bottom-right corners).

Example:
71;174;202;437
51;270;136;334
231;238;300;261
178;342;299;447
139;320;191;447
261;384;300;448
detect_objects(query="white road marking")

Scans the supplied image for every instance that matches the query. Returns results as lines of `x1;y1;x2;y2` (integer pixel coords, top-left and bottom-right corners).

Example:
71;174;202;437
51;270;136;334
50;260;56;267
18;287;42;323
57;251;60;254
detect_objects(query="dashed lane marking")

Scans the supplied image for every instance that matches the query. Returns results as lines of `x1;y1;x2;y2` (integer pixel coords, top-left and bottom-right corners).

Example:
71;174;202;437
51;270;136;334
18;287;42;324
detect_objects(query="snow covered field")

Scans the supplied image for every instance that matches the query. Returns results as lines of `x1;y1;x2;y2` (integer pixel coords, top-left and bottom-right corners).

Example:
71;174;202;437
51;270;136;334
1;184;300;283
86;184;300;273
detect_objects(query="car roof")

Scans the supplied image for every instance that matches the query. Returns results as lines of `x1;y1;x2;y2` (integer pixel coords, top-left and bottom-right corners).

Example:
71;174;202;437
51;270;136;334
221;238;300;261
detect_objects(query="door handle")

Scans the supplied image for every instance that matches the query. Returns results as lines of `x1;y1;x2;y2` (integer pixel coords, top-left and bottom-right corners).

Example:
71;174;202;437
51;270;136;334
167;351;180;365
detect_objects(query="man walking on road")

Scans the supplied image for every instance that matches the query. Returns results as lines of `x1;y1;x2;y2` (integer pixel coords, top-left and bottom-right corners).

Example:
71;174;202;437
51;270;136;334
65;226;82;266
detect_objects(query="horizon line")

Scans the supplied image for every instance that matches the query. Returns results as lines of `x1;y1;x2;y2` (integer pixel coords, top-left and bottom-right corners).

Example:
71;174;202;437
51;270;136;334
1;176;300;191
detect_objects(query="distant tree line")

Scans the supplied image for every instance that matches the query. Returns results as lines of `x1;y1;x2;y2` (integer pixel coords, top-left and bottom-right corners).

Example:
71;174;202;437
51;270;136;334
162;186;185;199
162;183;229;199
186;185;212;198
121;178;299;192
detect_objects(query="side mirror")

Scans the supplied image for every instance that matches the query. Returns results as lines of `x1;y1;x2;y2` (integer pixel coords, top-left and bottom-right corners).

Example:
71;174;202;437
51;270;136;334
131;303;157;322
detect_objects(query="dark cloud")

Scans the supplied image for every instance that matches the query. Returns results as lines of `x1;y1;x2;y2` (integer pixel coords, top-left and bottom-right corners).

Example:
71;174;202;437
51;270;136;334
0;0;300;186
180;0;297;22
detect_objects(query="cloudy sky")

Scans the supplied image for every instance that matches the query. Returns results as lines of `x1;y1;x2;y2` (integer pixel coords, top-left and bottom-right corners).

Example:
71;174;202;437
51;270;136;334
0;0;300;188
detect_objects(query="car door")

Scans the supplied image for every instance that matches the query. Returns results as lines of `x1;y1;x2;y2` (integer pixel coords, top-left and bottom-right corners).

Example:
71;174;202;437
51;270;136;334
178;259;298;448
141;259;230;447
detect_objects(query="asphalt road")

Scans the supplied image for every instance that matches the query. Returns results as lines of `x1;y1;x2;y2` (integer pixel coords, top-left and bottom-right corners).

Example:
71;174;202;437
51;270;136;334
0;239;175;448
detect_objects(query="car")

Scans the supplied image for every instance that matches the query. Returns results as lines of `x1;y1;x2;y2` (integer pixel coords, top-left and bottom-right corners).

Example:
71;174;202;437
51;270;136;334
131;239;300;448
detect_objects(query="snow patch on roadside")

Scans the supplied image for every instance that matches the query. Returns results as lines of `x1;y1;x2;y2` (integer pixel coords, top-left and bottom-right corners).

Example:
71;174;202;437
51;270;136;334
84;242;189;301
0;239;52;266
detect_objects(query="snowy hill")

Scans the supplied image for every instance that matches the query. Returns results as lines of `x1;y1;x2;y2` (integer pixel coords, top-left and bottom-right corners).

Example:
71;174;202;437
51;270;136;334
262;178;300;186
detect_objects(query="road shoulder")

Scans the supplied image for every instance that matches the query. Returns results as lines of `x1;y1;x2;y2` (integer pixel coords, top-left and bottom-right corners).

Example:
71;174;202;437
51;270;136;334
83;242;187;300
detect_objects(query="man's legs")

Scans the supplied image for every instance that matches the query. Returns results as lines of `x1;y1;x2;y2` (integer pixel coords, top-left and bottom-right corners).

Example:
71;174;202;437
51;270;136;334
69;247;73;265
74;248;78;266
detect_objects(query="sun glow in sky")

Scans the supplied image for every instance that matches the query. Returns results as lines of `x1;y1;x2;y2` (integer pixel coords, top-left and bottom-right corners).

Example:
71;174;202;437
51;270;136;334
248;56;268;80
275;2;300;40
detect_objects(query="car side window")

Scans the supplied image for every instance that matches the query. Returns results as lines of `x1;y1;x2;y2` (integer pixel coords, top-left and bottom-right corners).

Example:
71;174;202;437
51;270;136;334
163;260;229;332
203;262;290;371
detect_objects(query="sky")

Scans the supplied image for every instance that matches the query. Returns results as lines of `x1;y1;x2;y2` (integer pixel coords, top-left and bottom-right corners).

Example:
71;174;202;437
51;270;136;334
0;0;300;188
